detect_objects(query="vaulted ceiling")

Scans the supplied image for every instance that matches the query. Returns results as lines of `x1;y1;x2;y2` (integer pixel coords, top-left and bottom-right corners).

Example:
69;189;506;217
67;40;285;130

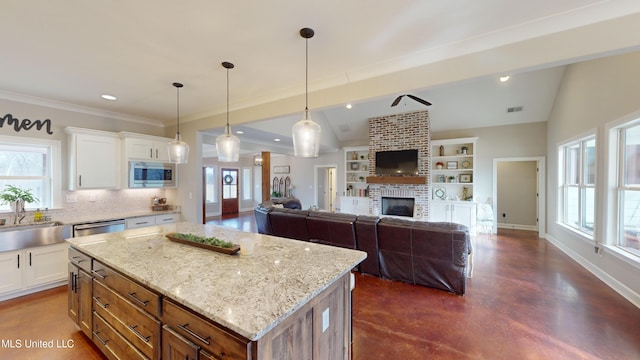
2;1;639;156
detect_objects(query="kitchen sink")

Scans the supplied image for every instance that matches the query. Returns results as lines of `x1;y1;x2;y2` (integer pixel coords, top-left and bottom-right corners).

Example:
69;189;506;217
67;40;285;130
0;222;72;253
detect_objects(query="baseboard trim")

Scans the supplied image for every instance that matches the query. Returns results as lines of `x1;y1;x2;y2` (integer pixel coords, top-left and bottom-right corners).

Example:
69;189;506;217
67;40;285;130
497;223;537;231
0;280;66;302
546;234;640;309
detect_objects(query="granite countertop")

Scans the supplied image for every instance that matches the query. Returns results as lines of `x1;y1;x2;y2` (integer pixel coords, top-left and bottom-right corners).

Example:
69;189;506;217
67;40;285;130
67;222;366;341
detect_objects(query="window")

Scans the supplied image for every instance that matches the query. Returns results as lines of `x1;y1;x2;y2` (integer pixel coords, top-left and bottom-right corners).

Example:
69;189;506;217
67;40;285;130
204;166;217;203
616;122;640;256
559;135;596;236
0;136;60;211
242;167;252;201
221;169;237;200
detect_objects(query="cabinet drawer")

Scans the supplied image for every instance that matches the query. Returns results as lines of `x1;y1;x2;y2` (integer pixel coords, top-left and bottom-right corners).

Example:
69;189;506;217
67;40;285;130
68;247;92;273
155;213;179;224
93;312;148;360
92;260;161;318
126;216;156;229
162;298;250;360
93;280;161;360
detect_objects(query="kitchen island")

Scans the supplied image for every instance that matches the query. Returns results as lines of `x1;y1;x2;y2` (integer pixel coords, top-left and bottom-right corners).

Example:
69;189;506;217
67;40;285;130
67;222;366;360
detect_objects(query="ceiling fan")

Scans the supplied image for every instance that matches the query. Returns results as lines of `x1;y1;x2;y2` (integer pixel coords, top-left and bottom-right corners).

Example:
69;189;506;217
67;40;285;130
391;94;432;107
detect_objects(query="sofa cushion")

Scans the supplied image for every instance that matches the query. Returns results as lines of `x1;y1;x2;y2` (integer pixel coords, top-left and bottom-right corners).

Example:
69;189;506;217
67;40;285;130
307;211;357;249
354;216;381;276
269;208;310;241
377;218;414;284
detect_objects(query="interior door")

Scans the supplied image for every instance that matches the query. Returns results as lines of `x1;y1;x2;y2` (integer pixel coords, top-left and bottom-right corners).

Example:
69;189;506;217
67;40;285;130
221;168;239;215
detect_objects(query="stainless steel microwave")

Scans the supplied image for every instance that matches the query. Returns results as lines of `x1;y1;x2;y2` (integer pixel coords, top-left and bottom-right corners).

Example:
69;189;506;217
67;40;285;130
128;161;176;188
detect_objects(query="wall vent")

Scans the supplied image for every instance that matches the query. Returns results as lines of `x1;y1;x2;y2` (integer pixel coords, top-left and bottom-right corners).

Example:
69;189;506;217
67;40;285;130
507;106;524;113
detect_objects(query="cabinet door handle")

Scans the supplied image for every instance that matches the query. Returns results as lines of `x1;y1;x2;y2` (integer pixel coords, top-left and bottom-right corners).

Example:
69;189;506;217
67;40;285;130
17;254;20;269
79;175;82;187
74;273;79;293
92;269;107;279
128;324;151;343
93;331;108;345
150;148;153;158
29;252;32;266
70;256;85;266
127;292;149;307
155;148;159;159
92;296;109;309
70;272;76;292
178;323;211;345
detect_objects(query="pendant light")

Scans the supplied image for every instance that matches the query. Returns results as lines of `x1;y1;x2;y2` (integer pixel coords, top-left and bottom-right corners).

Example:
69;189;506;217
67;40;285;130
168;82;190;164
216;61;240;162
292;27;321;157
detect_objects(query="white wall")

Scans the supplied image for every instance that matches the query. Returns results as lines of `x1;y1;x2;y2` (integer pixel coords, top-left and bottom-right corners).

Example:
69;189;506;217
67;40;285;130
270;151;342;209
545;51;640;307
497;161;538;228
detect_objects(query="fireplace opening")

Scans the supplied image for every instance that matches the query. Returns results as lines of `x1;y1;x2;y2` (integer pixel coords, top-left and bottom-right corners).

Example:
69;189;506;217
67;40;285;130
382;197;415;217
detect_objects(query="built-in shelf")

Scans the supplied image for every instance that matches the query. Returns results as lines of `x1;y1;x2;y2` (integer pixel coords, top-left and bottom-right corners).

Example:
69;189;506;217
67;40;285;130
366;176;427;185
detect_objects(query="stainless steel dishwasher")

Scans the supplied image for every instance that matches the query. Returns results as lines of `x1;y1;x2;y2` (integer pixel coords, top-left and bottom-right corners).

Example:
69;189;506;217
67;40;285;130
73;219;126;237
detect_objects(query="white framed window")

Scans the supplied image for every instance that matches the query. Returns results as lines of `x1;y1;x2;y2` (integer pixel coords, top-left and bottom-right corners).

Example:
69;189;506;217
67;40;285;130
204;166;217;203
242;167;252;201
558;134;596;237
0;135;61;211
615;121;640;257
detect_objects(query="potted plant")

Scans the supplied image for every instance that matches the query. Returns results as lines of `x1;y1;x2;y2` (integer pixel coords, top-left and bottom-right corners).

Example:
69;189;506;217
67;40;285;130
0;185;38;212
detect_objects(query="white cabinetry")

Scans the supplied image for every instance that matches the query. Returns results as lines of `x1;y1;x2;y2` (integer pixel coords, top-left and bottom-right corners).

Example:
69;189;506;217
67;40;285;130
0;242;69;300
66;127;121;190
430;201;477;234
430;137;478;233
0;250;22;295
126;213;180;229
121;133;173;162
339;196;370;216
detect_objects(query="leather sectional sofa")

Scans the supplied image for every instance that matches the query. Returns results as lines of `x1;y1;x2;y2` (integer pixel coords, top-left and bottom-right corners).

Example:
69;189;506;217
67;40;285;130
254;206;472;295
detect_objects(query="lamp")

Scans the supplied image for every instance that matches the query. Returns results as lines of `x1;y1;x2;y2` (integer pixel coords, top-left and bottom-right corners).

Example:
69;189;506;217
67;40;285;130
216;61;240;162
253;154;263;166
292;27;321;157
168;82;190;164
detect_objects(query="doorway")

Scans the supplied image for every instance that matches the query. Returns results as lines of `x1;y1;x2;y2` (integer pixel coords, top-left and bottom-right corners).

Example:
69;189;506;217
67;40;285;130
221;168;239;215
492;157;545;238
314;165;337;211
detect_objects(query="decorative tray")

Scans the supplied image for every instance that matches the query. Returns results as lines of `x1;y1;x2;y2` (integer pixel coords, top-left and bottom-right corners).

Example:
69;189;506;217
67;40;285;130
165;233;241;255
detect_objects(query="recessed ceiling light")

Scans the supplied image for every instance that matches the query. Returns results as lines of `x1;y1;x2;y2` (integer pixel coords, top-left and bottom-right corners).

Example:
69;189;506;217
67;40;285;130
346;104;352;109
499;75;510;82
274;138;281;142
236;130;244;134
101;94;117;101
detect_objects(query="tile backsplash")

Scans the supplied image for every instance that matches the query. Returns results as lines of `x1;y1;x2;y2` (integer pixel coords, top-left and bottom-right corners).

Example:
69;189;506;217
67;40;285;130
7;188;179;224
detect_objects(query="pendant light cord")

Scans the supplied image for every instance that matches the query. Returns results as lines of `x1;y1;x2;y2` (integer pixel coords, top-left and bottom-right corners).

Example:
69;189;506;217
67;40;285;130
226;66;230;134
305;36;309;118
176;86;180;135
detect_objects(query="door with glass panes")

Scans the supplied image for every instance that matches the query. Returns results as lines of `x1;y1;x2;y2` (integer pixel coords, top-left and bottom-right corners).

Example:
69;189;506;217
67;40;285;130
221;168;239;215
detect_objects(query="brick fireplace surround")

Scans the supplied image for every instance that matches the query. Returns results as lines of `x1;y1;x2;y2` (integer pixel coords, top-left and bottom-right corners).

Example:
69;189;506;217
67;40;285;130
368;110;430;219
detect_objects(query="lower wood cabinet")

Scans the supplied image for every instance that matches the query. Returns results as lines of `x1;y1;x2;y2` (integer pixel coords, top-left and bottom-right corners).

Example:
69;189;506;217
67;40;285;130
93;280;161;359
93;311;148;360
162;298;251;360
68;248;92;338
69;246;353;360
162;325;199;360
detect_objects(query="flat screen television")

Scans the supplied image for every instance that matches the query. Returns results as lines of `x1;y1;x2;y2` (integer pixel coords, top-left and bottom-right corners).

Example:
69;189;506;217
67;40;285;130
375;149;419;176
